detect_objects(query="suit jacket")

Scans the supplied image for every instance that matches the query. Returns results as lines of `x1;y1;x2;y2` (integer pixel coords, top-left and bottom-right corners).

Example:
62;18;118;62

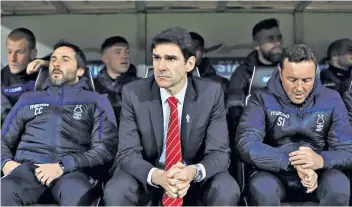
116;76;230;191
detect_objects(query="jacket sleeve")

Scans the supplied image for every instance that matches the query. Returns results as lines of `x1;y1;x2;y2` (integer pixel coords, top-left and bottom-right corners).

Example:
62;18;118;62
116;86;155;191
343;90;352;125
1;92;12;126
1;96;25;169
227;65;250;109
235;93;290;172
321;94;352;169
59;95;118;173
199;84;231;180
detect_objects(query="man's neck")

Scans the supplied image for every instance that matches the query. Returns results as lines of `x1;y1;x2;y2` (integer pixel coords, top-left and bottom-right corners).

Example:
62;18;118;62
331;61;349;71
106;67;121;79
257;51;273;65
165;77;187;96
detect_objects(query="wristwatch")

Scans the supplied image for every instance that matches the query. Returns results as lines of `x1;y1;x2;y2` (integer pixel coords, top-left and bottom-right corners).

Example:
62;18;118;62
194;164;203;182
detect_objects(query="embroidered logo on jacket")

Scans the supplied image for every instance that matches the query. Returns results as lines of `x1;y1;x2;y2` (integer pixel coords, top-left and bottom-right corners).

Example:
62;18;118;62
316;114;325;132
271;111;290;127
30;104;49;116
73;105;83;120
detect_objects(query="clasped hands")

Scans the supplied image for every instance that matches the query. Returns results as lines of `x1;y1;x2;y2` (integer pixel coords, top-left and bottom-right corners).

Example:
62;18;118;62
151;162;197;198
289;146;324;193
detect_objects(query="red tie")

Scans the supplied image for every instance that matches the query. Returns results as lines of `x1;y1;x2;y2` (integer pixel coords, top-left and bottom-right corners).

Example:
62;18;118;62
162;97;183;207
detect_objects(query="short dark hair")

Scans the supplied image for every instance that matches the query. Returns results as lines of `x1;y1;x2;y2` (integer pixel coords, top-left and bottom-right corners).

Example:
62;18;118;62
53;41;87;69
7;27;36;50
252;18;280;40
101;36;129;53
327;38;351;58
151;27;196;62
189;32;204;50
279;44;316;69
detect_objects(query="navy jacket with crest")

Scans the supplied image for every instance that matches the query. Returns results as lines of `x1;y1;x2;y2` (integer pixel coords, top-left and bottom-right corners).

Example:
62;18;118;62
1;77;118;175
235;69;352;172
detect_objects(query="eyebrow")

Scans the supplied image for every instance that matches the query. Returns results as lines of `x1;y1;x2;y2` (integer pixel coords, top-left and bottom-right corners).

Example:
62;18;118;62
287;76;313;80
51;55;72;59
152;53;178;59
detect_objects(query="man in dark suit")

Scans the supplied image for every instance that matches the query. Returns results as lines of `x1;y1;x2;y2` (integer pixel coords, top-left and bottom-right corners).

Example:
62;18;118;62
103;27;240;206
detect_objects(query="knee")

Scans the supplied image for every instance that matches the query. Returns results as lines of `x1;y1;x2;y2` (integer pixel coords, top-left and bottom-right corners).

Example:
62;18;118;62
60;185;92;206
323;193;350;206
322;169;350;193
248;171;282;205
207;172;240;205
318;169;350;206
248;171;278;194
1;179;22;205
103;171;140;206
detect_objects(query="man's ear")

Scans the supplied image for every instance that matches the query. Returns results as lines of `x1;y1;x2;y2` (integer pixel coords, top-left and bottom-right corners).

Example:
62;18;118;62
186;56;196;73
278;66;283;80
77;67;85;77
101;54;108;65
30;48;37;60
330;51;339;61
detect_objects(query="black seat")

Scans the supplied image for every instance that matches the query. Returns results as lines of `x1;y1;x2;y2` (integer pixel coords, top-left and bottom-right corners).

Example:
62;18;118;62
34;67;95;92
144;67;200;78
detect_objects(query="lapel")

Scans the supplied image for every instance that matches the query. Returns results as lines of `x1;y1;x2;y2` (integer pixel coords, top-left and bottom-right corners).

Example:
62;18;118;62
180;77;198;153
148;79;163;156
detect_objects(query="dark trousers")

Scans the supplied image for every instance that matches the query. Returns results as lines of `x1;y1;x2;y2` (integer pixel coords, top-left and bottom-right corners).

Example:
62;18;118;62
248;169;350;206
103;169;240;206
1;162;95;206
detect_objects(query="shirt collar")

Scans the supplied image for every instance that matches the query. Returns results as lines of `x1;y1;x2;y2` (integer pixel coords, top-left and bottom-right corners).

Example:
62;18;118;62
160;79;188;105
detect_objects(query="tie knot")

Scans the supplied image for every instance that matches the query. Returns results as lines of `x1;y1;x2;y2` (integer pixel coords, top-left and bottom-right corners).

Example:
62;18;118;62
167;97;178;109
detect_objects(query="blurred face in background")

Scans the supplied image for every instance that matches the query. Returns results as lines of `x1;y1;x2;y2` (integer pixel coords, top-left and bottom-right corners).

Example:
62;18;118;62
332;40;352;69
102;44;130;76
254;27;283;64
192;40;204;65
6;38;36;74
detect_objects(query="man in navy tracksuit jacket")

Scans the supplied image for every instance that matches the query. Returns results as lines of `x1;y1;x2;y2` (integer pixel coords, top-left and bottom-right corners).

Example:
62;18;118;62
1;41;118;206
236;44;352;205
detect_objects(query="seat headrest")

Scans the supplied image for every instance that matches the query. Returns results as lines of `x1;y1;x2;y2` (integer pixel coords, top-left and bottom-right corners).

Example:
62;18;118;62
248;66;276;94
34;67;95;92
144;67;200;78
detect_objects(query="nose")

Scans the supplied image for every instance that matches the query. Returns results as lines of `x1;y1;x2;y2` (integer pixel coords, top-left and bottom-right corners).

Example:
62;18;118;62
273;37;281;46
122;51;128;58
52;59;60;68
296;80;303;91
158;58;167;71
9;52;17;63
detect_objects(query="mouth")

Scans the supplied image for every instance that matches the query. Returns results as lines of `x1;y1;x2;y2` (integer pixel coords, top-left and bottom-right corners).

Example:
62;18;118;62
294;93;304;99
272;47;282;53
120;62;129;66
157;76;170;79
51;69;62;77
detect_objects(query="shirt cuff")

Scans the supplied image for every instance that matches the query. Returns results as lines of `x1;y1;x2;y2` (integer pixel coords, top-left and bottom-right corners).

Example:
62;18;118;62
147;167;159;188
197;163;206;181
